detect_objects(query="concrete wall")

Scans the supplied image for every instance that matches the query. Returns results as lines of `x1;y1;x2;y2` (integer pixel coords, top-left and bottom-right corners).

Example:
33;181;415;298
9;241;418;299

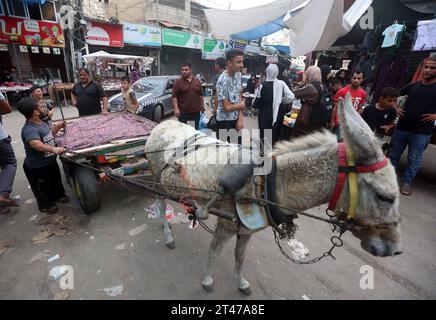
145;1;191;27
83;0;146;24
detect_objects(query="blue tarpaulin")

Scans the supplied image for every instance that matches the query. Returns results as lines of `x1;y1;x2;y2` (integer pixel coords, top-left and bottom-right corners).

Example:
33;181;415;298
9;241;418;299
23;0;47;4
231;16;287;41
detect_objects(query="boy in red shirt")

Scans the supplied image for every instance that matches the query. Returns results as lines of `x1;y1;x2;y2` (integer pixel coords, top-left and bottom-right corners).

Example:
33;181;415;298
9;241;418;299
330;71;367;140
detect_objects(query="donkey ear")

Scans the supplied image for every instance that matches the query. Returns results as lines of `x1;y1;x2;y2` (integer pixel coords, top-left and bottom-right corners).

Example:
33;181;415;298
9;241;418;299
338;93;384;164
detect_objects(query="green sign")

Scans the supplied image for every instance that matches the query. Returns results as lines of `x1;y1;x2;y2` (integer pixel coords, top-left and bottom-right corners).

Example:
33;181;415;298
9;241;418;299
162;29;202;49
202;38;226;60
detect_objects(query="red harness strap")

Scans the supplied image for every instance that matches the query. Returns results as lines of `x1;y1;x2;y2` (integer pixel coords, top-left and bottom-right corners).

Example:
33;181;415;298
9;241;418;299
328;143;348;212
328;143;390;212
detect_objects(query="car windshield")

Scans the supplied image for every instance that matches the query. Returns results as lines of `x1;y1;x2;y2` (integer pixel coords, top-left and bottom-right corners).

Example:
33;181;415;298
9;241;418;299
131;78;165;93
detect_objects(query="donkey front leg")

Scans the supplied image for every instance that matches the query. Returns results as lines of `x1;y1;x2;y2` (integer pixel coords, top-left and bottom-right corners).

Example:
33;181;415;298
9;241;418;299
156;198;175;249
202;219;234;293
235;233;253;296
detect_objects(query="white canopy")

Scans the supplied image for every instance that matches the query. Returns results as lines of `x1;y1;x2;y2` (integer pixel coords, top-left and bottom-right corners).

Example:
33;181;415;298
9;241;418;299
285;0;373;56
82;50;154;64
204;0;297;39
204;0;373;57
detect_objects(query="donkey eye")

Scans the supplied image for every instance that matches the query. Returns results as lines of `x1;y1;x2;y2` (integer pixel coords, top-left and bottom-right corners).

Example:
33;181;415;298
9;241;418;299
376;194;395;204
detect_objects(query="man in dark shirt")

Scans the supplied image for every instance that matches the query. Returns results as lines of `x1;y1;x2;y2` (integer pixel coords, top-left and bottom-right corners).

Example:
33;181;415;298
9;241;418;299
389;57;436;195
17;97;69;214
362;87;398;137
172;62;205;130
71;68;108;116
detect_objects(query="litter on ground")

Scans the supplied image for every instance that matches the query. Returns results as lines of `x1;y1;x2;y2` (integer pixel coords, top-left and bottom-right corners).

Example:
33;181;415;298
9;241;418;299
98;285;124;297
287;239;310;260
48;265;69;281
129;224;147;237
30;250;52;263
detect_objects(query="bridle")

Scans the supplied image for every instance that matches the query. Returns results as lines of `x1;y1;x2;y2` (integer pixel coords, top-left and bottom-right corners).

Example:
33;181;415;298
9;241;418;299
327;142;400;230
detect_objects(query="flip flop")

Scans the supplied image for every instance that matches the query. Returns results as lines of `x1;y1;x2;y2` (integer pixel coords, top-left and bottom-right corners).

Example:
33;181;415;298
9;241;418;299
0;198;19;207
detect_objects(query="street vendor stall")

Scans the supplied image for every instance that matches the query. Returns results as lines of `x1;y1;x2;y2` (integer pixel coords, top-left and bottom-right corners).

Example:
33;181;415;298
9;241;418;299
82;51;154;96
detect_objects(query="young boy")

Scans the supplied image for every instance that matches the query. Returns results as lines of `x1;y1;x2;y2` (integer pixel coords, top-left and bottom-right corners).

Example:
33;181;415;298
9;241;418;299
121;77;139;114
17;97;69;214
329;78;343;97
362;87;399;137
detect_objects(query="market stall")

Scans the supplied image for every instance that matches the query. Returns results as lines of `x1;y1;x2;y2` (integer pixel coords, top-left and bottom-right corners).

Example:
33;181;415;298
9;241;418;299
82;51;154;96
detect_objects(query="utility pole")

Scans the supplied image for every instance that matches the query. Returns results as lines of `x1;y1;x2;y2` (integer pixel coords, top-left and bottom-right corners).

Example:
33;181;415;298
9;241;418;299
156;0;159;24
156;0;161;75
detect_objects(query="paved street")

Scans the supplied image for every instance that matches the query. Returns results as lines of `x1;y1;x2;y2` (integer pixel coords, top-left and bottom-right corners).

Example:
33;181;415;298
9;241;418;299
0;103;435;300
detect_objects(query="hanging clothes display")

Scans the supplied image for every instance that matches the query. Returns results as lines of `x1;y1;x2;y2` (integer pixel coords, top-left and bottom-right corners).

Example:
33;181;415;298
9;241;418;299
412;19;436;51
381;23;405;48
370;56;409;102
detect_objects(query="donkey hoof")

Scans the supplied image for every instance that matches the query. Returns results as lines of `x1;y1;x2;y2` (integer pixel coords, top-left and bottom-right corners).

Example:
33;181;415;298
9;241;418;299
202;283;215;293
166;241;176;249
239;286;252;296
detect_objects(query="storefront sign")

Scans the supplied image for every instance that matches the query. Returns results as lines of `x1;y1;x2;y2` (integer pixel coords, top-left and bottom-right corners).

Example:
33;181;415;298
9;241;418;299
43;47;51;54
53;48;61;55
230;39;247;51
19;45;28;52
86;20;123;47
123;23;161;47
266;55;278;64
162;29;202;49
0;16;64;48
245;40;261;55
202;38;226;60
31;46;39;53
230;39;261;55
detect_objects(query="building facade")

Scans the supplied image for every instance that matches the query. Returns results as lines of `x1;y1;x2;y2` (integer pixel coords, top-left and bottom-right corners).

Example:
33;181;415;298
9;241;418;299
0;0;68;82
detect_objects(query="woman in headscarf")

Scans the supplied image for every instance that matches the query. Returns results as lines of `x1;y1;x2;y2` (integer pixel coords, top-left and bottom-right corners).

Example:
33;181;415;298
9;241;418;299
320;64;332;87
292;65;326;138
255;64;294;145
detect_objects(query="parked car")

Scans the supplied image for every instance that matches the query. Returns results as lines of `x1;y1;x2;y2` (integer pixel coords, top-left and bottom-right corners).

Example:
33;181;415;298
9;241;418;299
108;76;178;123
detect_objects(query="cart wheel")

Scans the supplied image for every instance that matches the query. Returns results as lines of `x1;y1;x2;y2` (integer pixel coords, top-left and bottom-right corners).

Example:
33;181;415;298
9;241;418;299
73;165;101;214
153;105;162;123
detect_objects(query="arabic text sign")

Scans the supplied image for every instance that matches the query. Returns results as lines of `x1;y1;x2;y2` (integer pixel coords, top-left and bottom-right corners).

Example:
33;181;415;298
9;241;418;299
0;16;64;48
162;29;202;49
202;38;226;60
123;23;161;47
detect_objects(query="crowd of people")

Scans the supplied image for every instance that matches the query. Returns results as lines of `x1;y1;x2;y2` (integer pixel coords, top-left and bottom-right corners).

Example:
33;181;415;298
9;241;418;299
194;50;436;196
1;51;435;215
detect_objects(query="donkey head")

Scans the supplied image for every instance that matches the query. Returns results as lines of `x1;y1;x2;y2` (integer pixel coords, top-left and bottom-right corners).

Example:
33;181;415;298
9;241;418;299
338;93;402;257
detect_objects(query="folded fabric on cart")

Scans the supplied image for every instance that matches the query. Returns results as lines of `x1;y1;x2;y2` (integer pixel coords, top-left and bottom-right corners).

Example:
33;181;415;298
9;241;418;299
56;111;156;150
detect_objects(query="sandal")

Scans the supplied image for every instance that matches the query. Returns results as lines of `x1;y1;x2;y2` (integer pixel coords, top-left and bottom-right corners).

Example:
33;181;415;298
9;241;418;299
0;206;11;215
40;206;59;214
0;197;20;207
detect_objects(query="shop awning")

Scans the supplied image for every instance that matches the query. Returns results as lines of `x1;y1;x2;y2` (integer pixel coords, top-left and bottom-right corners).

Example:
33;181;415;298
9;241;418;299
83;51;153;64
285;0;372;56
205;0;373;57
204;0;300;39
23;0;47;4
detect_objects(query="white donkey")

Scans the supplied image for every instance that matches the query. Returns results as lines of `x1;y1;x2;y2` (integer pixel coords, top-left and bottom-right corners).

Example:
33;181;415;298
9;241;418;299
144;94;402;295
